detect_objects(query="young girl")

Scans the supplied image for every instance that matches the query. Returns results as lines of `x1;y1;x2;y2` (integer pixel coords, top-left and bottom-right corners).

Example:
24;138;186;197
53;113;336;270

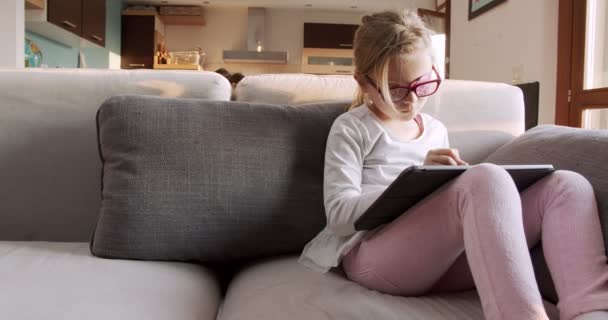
299;10;608;320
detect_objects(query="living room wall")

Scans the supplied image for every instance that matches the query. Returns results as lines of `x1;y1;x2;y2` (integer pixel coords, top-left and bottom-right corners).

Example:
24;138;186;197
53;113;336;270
0;0;24;68
450;0;559;125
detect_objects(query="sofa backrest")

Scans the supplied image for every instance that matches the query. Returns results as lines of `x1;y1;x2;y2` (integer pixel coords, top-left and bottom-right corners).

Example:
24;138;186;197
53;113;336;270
0;69;231;241
235;74;525;165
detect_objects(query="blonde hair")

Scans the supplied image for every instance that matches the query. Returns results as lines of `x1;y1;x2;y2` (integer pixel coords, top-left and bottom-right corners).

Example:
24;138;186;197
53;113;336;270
349;10;434;111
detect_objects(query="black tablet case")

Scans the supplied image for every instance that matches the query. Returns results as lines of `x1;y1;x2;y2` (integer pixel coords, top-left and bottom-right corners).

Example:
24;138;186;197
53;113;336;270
354;166;554;231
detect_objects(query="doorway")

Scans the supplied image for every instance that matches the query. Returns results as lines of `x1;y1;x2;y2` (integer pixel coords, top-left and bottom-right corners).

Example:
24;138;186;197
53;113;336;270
418;0;450;79
556;0;608;128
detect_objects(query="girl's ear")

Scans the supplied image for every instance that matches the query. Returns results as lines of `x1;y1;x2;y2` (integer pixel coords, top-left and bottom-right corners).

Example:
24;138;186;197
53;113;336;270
353;73;365;87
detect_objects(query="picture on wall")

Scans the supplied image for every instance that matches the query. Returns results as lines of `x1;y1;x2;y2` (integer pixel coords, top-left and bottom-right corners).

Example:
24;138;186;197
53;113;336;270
468;0;507;20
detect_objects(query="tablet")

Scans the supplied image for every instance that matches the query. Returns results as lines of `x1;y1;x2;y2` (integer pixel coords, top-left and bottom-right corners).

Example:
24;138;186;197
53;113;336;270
354;164;555;231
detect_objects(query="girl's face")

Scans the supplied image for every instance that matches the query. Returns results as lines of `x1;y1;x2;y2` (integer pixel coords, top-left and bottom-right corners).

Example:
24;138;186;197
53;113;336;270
360;49;436;122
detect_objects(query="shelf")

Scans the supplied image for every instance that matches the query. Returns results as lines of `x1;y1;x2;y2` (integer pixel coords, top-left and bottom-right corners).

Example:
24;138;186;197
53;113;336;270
122;9;205;25
25;0;44;10
160;15;206;26
153;62;202;71
122;10;158;16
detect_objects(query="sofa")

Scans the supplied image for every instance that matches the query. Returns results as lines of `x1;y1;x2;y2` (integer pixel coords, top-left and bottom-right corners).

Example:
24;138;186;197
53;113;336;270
5;69;606;319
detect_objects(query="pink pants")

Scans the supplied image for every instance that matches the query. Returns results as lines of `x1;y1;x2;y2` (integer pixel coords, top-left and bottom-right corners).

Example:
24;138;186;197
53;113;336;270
342;164;608;320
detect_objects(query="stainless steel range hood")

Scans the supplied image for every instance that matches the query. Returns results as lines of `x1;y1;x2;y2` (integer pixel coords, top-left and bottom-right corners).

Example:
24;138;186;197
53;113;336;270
222;8;288;64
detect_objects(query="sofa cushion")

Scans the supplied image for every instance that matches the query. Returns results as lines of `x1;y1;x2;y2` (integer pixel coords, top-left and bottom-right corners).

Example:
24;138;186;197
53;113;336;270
0;242;221;320
218;256;559;320
0;69;231;242
236;75;525;165
235;73;357;105
91;95;345;262
484;125;608;252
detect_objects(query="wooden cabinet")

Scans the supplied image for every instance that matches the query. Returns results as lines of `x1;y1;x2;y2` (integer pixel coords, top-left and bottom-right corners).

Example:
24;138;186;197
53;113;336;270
26;0;106;48
47;0;83;37
25;0;44;10
303;23;358;49
301;48;355;75
121;14;161;69
82;0;106;47
302;23;358;75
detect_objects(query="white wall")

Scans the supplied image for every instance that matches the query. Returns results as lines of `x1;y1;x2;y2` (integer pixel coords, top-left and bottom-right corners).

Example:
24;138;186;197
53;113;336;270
585;0;607;89
605;1;608;85
0;0;25;68
450;0;559;125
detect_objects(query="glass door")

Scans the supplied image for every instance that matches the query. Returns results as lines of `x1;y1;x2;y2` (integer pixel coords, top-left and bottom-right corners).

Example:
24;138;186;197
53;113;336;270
569;0;608;128
418;6;449;79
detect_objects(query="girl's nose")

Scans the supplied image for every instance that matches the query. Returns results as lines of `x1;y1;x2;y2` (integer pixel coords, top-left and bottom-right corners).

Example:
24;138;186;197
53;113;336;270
405;90;418;103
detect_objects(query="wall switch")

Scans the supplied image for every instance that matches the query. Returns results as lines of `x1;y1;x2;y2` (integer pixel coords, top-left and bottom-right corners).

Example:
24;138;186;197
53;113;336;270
511;64;524;84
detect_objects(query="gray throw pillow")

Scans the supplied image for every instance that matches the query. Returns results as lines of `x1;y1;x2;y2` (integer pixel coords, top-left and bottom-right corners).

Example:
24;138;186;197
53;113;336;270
91;95;346;262
484;125;608;252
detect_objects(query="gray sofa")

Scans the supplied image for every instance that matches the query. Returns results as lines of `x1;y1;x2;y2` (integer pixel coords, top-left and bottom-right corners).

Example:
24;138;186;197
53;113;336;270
3;69;606;319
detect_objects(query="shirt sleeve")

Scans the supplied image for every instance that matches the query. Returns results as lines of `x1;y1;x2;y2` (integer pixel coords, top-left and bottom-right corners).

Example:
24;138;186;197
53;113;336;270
442;127;450;148
433;116;450;148
323;115;384;237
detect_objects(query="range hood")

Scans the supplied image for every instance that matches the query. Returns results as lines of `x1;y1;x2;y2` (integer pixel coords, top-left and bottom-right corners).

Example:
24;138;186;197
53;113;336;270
222;8;288;64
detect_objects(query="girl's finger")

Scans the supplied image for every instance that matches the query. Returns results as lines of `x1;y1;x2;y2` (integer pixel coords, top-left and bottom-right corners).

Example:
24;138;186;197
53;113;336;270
431;155;458;166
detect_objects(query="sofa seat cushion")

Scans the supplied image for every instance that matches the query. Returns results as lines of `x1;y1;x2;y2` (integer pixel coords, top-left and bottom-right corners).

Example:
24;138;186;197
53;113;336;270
219;256;559;320
0;242;221;320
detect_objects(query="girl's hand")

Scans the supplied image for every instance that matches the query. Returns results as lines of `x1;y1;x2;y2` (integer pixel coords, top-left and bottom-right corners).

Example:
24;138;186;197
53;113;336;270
424;148;468;166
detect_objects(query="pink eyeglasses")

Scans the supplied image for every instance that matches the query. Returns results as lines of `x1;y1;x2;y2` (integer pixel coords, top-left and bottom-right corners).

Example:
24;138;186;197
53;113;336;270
365;66;442;102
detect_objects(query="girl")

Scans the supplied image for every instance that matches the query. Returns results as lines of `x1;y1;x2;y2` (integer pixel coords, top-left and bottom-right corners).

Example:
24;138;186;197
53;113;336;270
299;9;608;320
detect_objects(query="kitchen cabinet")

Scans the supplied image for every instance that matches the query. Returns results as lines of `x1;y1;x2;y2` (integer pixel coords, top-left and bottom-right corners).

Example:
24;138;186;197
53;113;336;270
302;23;358;75
82;0;106;47
303;23;358;49
47;0;83;37
301;48;355;75
26;0;106;48
121;13;165;69
159;6;206;25
25;0;44;10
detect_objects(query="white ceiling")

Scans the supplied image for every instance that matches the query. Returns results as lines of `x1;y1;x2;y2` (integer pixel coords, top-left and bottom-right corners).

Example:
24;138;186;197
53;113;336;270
125;0;436;12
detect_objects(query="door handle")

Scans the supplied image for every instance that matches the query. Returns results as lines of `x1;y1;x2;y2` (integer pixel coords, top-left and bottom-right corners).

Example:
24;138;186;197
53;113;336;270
92;34;104;42
62;20;77;29
339;43;353;47
129;64;145;67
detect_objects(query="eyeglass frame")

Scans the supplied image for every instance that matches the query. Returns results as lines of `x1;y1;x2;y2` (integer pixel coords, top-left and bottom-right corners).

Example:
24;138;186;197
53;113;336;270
364;65;442;102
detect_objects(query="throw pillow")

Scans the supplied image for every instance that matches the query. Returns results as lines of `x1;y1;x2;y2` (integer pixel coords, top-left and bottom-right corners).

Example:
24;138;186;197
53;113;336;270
91;95;346;262
484;125;608;252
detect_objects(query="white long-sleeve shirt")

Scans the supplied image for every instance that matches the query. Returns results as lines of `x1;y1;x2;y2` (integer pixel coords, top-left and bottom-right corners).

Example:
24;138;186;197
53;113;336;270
298;104;449;272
